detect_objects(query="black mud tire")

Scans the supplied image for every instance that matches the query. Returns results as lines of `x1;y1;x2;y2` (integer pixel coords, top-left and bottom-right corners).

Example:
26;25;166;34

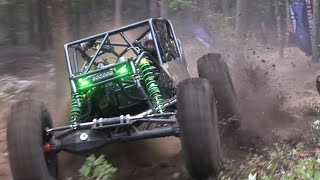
7;99;58;180
177;78;222;180
197;53;241;130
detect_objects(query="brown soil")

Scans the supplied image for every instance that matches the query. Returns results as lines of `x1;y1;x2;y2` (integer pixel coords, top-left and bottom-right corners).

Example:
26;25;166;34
0;45;320;180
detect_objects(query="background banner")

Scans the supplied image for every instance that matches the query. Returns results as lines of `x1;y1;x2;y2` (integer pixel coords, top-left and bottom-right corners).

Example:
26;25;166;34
288;0;313;56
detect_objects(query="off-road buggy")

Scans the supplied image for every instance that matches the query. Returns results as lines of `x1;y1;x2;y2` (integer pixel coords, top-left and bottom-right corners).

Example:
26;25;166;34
7;18;241;180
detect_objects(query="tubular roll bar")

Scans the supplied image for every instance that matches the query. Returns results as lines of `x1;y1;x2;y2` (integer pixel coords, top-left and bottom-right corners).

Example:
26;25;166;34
63;18;182;95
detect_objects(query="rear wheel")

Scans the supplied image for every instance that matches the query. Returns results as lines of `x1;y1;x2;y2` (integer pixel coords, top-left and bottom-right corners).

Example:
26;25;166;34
198;53;241;130
177;78;222;179
7;99;58;180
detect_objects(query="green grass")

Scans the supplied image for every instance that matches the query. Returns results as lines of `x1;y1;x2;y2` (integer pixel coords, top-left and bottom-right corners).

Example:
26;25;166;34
312;120;320;141
219;143;320;180
303;99;320;116
67;154;117;180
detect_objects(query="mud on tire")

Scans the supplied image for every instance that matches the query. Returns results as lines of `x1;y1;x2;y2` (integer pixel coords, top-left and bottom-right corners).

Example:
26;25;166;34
197;53;241;130
7;99;58;180
177;78;222;179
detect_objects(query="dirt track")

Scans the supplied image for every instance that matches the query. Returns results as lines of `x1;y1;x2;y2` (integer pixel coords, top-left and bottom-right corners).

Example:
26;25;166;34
1;45;320;179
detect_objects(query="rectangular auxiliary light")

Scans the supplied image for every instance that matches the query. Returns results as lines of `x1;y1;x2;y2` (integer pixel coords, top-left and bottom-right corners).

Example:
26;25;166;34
92;70;115;82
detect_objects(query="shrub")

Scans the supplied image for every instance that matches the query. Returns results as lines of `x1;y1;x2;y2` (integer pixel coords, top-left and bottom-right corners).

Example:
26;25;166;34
303;99;320;116
67;154;117;180
220;144;320;179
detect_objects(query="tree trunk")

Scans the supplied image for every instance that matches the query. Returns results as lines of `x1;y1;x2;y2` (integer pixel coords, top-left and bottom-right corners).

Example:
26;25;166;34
91;0;98;19
268;0;279;46
28;0;34;44
73;8;80;39
66;0;80;40
8;1;17;45
149;0;160;17
221;0;232;17
160;0;168;18
259;0;277;46
51;0;71;117
115;0;123;27
38;0;50;51
312;0;320;62
279;0;287;58
235;0;248;60
196;0;206;23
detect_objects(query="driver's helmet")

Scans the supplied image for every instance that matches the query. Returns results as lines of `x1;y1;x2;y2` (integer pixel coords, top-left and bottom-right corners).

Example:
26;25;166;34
143;33;157;59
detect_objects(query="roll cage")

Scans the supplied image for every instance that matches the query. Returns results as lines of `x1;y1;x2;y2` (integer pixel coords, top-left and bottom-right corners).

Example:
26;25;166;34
63;18;183;95
43;19;186;153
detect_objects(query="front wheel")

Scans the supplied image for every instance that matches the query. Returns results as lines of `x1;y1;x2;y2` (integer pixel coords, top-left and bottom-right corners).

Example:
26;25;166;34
7;99;58;180
177;78;222;179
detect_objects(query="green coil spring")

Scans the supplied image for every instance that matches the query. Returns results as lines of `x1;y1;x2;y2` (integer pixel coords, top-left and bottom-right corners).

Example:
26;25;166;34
139;58;164;112
69;92;83;124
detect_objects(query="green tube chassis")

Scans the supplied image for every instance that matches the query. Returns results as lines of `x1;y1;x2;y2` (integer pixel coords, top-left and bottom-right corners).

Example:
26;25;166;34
46;18;189;153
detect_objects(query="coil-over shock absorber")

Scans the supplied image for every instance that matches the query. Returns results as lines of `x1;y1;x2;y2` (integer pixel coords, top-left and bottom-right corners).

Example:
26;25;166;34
139;58;164;113
69;92;83;124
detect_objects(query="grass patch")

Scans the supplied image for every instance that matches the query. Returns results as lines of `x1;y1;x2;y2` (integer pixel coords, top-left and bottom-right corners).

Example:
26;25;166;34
67;154;117;180
312;120;320;141
303;99;320;116
219;143;320;180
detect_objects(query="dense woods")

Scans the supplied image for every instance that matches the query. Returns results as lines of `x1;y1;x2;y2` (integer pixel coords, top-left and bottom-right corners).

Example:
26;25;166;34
0;0;319;60
1;1;320;179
